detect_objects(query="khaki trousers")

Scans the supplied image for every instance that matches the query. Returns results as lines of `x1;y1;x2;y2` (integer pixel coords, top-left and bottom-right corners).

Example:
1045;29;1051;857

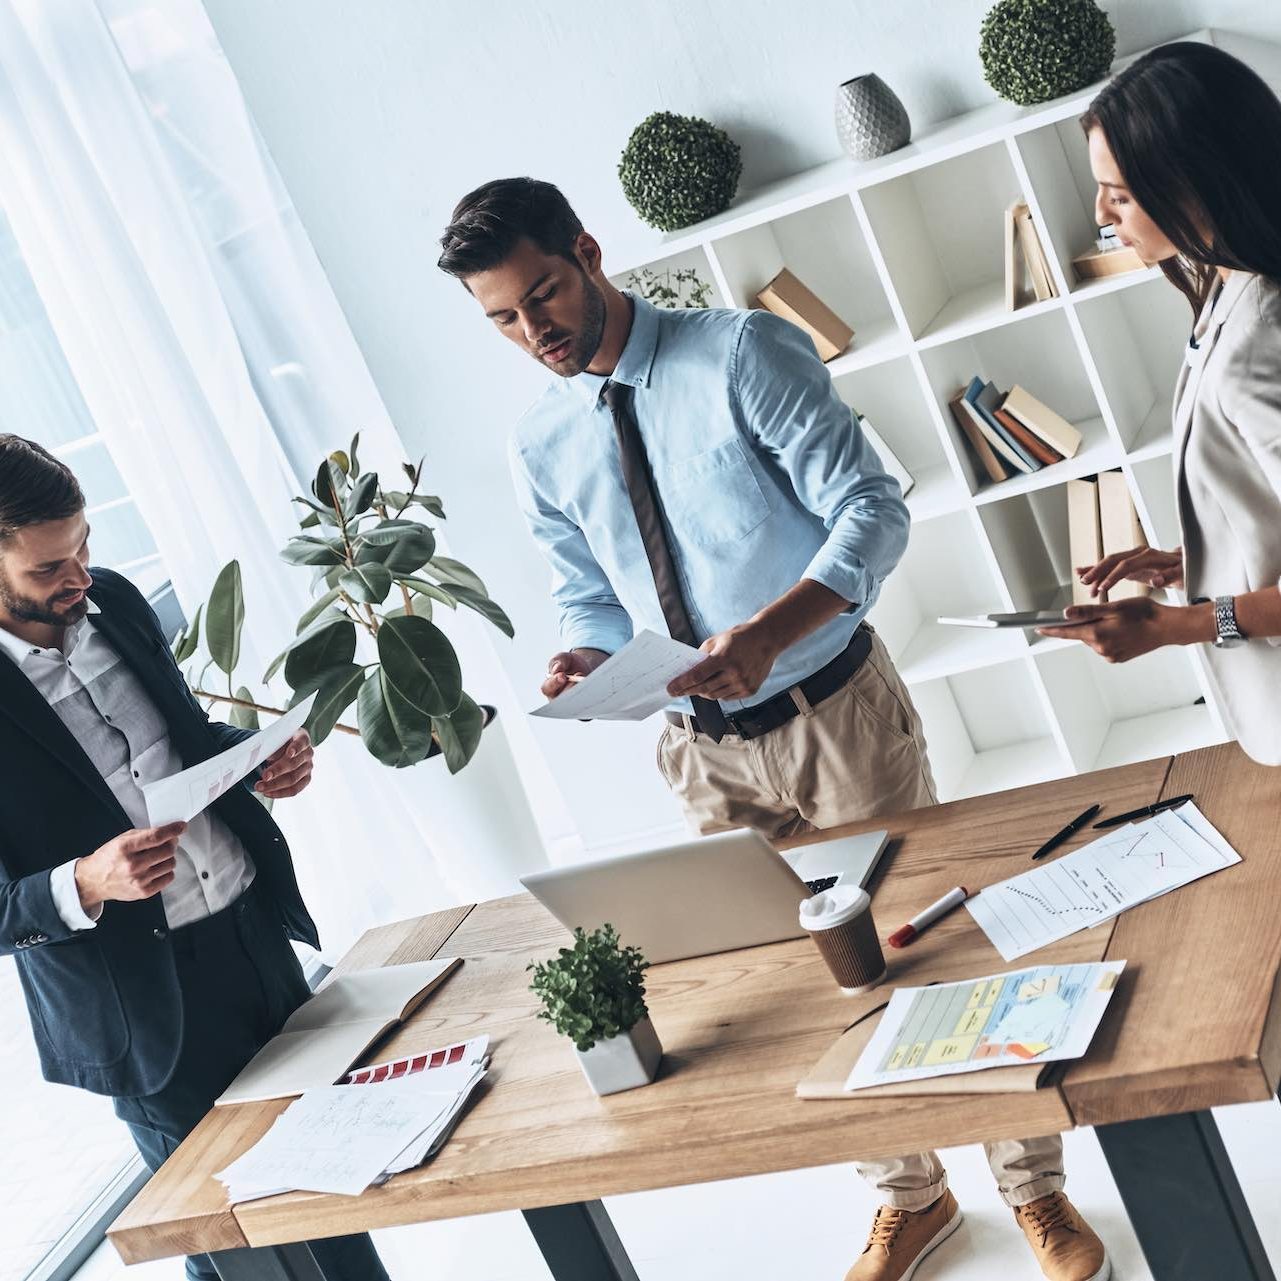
656;628;1067;1209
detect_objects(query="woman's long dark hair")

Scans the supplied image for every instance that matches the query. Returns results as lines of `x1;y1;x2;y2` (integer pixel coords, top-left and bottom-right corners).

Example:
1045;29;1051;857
1081;42;1281;314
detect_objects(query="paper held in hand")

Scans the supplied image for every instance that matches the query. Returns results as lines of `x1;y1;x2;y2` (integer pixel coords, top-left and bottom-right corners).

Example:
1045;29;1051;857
846;961;1125;1091
140;691;317;825
530;629;702;722
216;957;462;1105
966;802;1240;962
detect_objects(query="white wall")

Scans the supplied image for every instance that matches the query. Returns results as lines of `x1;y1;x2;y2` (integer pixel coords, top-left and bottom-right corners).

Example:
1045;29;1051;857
201;0;1281;855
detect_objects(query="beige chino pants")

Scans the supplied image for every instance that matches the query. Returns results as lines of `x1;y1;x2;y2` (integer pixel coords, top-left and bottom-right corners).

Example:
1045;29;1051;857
656;627;1067;1209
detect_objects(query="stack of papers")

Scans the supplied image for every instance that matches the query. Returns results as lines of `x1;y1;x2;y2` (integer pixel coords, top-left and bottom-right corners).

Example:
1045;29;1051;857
967;802;1239;961
217;1037;488;1202
846;961;1124;1090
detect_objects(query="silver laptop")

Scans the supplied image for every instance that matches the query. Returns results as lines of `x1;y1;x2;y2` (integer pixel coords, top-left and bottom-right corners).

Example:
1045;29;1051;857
520;828;889;964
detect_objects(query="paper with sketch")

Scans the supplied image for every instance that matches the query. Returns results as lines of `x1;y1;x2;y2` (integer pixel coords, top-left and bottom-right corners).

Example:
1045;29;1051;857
216;1080;458;1199
530;629;702;721
216;958;462;1105
141;691;317;825
966;803;1240;961
846;961;1125;1090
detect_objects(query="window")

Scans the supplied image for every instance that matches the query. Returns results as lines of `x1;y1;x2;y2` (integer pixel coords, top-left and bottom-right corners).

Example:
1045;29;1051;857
0;207;165;1281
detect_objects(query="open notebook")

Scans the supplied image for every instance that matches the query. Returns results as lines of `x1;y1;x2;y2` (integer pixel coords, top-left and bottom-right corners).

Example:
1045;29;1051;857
217;957;462;1105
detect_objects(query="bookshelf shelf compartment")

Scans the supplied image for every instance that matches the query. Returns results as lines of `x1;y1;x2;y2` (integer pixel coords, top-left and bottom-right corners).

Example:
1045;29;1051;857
860;143;1029;341
1130;456;1181;551
608;245;730;311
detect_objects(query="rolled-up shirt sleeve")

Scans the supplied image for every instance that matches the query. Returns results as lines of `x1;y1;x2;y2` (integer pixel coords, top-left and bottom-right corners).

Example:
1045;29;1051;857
509;440;634;655
730;310;910;610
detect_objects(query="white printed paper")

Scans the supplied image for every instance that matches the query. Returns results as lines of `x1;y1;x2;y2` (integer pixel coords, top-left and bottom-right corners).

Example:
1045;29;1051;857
846;961;1125;1090
141;692;316;824
966;803;1239;961
530;630;702;722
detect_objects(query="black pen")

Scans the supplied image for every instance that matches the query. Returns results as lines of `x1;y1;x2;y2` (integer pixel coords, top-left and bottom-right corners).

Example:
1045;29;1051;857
1093;793;1195;829
1032;804;1100;861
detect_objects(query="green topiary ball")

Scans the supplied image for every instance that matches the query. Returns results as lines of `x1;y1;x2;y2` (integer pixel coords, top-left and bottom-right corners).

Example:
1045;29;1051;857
618;112;743;232
980;0;1116;106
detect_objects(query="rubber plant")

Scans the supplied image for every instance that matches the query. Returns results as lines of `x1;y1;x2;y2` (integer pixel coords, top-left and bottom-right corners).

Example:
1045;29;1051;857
172;435;512;773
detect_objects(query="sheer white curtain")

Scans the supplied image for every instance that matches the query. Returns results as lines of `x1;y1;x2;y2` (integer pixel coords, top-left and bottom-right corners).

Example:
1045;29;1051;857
0;0;546;954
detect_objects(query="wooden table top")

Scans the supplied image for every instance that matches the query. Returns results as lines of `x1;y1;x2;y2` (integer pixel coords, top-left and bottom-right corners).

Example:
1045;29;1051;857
109;744;1281;1262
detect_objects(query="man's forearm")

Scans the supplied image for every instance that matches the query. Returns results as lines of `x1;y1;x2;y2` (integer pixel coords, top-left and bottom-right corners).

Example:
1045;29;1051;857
747;578;853;653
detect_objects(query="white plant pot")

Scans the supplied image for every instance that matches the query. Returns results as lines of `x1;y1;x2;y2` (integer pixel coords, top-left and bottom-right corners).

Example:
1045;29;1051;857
575;1015;663;1096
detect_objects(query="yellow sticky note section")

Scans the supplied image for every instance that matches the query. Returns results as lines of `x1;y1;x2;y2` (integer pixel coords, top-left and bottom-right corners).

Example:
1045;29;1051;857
983;980;1003;1006
966;982;987;1010
1019;975;1062;1001
905;1042;928;1068
923;1035;980;1065
888;1046;908;1070
953;1007;992;1036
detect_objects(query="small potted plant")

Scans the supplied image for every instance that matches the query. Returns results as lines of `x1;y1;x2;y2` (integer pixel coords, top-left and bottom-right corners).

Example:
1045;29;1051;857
528;924;663;1095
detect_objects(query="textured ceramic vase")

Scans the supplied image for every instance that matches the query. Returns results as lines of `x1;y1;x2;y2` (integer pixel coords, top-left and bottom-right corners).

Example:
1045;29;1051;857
835;73;911;162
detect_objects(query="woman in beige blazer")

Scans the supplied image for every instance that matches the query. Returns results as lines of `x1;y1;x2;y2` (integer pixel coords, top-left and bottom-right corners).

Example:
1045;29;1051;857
1038;42;1281;766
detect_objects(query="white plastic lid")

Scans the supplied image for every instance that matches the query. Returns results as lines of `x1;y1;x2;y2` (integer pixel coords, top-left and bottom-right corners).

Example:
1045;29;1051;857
799;885;871;931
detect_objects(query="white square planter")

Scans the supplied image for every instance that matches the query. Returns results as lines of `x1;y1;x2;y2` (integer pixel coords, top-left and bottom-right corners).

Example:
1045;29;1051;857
575;1016;663;1096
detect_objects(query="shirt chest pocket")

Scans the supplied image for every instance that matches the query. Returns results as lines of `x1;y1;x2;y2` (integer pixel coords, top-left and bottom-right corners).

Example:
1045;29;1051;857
653;438;770;547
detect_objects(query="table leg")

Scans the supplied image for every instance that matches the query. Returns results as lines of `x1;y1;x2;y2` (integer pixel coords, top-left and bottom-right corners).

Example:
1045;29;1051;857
1096;1111;1276;1281
209;1242;331;1280
523;1201;640;1281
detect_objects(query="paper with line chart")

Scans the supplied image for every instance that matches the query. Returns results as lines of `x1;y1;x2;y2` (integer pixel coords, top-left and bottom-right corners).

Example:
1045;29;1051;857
530;629;703;721
846;961;1126;1089
141;692;317;824
966;804;1240;961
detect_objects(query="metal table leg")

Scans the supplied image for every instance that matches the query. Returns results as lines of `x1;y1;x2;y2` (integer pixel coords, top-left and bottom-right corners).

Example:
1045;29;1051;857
210;1242;331;1280
1096;1110;1276;1281
523;1201;640;1281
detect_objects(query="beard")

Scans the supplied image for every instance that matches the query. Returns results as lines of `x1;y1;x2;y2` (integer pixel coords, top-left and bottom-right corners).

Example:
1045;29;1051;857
533;274;607;378
0;566;89;628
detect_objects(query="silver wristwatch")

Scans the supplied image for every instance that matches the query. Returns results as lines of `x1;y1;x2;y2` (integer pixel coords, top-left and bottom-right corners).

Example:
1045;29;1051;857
1212;595;1245;649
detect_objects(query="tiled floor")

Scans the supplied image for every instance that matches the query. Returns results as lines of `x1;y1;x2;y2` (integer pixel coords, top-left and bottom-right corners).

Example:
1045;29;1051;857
80;1096;1281;1281
0;959;135;1281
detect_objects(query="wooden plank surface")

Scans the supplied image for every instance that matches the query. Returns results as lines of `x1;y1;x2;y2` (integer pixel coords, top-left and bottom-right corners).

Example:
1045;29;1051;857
1064;743;1281;1125
230;759;1169;1248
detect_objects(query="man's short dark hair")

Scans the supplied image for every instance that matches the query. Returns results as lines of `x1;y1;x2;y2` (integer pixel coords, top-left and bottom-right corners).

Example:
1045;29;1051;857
0;434;84;542
437;178;585;279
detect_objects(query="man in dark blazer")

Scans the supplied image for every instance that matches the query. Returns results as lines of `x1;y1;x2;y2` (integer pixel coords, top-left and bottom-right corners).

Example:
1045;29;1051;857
0;435;389;1281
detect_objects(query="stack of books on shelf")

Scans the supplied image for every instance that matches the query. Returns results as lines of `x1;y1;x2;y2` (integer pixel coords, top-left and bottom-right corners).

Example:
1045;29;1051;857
1071;223;1146;283
1004;201;1058;310
947;377;1082;483
1067;471;1150;604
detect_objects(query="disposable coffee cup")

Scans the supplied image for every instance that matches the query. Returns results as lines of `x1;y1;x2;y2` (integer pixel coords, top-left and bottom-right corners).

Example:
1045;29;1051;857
799;885;887;996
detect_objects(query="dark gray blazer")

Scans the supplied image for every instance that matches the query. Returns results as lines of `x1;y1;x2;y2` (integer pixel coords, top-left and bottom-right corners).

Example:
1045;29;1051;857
0;568;318;1097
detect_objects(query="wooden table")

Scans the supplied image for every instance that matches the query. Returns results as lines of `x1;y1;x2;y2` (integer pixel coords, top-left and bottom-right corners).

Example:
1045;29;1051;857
108;744;1281;1281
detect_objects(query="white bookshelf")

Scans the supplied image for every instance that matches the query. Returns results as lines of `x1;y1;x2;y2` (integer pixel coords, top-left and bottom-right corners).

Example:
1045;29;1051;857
611;27;1266;801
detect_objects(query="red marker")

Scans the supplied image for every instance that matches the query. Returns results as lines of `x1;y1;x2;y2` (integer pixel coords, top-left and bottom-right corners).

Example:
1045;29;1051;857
888;886;970;948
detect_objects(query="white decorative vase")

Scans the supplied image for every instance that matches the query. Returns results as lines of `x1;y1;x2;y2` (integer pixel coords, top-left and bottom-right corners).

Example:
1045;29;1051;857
834;73;911;162
575;1016;663;1096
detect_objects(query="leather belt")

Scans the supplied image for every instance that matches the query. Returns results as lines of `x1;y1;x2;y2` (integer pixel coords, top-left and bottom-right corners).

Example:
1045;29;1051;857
666;626;873;741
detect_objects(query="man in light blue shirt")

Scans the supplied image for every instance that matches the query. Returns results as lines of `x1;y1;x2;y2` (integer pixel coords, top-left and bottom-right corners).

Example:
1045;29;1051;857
439;180;1106;1281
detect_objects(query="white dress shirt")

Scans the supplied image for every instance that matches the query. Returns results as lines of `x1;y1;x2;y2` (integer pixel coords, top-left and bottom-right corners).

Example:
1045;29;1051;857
0;600;255;930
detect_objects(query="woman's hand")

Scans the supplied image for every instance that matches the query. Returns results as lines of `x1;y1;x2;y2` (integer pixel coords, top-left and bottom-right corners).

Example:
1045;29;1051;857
1037;597;1187;662
1077;546;1184;598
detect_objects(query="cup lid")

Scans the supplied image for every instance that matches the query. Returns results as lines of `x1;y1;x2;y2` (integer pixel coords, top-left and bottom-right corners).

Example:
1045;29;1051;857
800;884;871;930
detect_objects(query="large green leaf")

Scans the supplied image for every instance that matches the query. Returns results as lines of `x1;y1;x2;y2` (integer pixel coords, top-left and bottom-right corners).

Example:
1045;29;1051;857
312;457;346;509
172;602;202;665
263;612;354;684
285;617;357;690
295;585;344;634
449;585;515;638
380;490;445;519
432;693;486;774
345;472;378;519
349;432;361;478
355;522;435;575
377;614;461;717
399;577;457;609
206;561;244;676
281;535;345;567
339;563;393;605
424;556;487;595
291;663;365;745
230;685;260;731
357;669;434;767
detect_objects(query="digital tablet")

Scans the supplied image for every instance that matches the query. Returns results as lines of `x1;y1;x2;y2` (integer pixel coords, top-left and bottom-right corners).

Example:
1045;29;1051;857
937;611;1086;629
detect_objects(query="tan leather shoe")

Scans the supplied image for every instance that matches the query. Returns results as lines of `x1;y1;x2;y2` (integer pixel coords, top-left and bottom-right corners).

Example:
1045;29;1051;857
845;1189;962;1280
1013;1191;1110;1281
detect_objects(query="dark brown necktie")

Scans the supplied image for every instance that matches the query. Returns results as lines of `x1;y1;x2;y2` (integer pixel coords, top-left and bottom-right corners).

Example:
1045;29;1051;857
603;380;728;743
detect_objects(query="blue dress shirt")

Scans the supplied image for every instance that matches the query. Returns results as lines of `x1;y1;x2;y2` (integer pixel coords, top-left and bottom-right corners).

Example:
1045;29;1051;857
509;294;910;714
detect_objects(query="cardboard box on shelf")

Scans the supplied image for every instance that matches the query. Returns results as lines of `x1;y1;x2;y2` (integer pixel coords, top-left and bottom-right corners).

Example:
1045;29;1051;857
755;268;854;362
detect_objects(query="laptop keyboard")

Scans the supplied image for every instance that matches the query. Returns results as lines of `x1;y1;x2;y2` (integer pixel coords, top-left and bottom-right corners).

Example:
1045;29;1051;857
804;875;840;895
